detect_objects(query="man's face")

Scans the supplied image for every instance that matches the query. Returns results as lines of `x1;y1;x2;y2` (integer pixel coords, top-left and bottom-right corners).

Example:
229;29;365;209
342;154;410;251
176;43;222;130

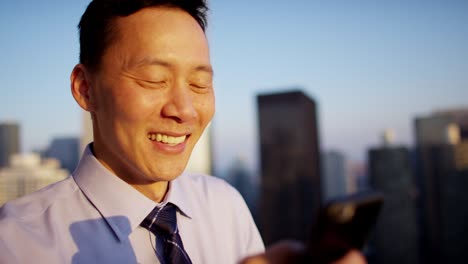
88;7;214;184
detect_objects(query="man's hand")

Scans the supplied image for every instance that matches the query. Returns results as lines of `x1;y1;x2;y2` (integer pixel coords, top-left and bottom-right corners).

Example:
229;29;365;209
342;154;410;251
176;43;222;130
240;240;366;264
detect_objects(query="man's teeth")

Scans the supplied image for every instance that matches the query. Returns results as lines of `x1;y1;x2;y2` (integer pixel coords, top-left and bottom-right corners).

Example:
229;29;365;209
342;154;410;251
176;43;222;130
147;133;186;144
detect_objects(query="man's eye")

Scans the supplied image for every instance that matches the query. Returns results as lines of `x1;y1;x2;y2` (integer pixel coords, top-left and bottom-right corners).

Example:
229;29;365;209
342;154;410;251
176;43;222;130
190;79;212;88
136;79;167;89
190;73;213;90
191;83;208;88
145;80;166;84
190;83;212;92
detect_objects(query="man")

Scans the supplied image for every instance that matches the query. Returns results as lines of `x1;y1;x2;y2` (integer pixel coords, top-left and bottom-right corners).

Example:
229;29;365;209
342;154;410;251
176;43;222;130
0;1;365;263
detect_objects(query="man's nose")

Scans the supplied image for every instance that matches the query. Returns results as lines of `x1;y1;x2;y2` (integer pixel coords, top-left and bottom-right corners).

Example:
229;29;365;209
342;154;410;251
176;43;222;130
161;83;197;123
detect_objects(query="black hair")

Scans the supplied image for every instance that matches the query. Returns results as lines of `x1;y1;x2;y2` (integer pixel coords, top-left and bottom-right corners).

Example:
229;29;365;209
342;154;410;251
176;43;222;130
78;0;208;71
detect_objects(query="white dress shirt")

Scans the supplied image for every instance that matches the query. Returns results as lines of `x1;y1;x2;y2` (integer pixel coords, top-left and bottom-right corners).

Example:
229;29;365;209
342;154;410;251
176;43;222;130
0;146;265;263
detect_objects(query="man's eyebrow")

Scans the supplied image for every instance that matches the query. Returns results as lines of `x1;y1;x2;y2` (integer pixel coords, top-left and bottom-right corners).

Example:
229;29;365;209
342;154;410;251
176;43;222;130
127;57;214;76
194;65;214;76
128;57;171;68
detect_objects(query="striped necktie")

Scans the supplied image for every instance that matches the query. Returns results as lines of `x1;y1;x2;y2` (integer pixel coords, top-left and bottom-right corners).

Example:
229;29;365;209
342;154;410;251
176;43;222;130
141;203;192;264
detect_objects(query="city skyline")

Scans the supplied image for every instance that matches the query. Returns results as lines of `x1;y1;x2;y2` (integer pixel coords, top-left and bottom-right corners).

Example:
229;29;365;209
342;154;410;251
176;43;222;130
1;0;467;173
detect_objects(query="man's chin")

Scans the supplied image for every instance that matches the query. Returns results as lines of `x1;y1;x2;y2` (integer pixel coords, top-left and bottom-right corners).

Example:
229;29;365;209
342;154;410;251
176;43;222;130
147;166;187;182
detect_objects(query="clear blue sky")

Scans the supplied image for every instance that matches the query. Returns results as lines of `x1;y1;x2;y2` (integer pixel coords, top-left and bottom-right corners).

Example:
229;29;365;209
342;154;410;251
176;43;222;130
1;0;467;174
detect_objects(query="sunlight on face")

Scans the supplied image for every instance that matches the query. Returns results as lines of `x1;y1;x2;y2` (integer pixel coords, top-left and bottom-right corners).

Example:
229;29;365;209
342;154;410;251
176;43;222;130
89;7;215;186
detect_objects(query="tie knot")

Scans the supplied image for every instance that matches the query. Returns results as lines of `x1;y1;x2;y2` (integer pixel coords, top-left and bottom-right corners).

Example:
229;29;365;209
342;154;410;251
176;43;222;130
141;203;178;236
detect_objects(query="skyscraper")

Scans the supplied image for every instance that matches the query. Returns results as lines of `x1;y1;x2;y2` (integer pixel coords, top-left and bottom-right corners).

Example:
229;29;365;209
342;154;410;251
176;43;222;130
227;156;257;215
0;122;20;168
322;150;347;200
44;137;80;174
368;143;419;264
414;109;468;264
415;110;468;146
257;90;321;245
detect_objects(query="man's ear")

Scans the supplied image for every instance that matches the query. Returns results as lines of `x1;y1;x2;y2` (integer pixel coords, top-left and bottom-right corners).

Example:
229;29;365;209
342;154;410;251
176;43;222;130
70;64;96;112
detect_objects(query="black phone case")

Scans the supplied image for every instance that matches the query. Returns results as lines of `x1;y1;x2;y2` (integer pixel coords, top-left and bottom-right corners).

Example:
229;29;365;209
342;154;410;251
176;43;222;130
304;191;384;264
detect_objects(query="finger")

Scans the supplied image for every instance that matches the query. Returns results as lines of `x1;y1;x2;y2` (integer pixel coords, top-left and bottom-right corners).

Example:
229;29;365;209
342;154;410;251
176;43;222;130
239;255;269;264
331;250;367;264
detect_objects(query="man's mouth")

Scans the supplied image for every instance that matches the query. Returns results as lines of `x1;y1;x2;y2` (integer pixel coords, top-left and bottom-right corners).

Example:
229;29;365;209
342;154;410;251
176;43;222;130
147;133;187;144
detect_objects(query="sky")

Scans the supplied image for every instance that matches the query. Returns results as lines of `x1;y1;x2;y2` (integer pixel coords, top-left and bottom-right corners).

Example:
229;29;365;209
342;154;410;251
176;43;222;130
1;0;467;175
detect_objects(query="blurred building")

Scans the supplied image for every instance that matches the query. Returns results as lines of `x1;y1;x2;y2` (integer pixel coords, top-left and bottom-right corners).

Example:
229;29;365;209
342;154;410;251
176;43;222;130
322;150;347;201
348;161;368;193
257;90;321;245
0;122;20;168
44;137;80;174
415;109;468;145
414;109;468;264
368;132;420;264
0;153;68;205
227;156;258;217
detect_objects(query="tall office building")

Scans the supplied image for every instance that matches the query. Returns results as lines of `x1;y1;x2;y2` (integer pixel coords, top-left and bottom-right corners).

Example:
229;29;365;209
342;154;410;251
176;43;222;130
414;109;468;264
368;141;419;264
348;161;367;193
0;122;20;168
416;109;468;145
227;156;257;215
257;90;321;245
0;153;68;205
44;137;80;174
322;150;347;200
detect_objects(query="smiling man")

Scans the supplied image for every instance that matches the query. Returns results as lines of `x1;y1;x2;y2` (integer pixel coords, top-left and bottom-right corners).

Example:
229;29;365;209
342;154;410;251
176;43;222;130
71;3;215;203
0;0;263;263
0;1;365;264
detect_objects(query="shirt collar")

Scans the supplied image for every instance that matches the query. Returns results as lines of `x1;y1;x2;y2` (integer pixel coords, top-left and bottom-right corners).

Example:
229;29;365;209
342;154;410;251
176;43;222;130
72;144;193;241
165;173;193;218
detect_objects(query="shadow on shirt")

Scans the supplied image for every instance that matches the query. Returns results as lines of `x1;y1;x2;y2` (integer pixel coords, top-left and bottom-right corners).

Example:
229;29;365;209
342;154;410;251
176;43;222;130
70;216;138;264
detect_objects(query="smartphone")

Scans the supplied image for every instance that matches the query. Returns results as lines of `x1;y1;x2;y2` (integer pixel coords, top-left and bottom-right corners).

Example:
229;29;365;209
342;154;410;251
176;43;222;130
303;191;384;264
